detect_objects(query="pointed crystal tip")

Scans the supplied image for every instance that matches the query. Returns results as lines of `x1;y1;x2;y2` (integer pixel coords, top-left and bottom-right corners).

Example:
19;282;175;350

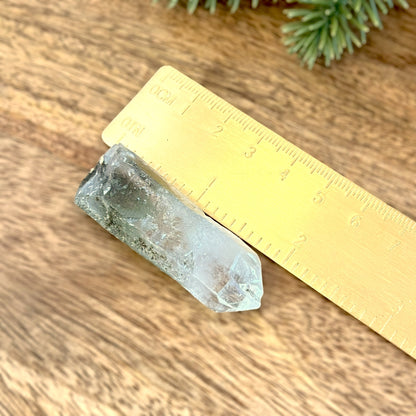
212;252;263;312
75;144;263;312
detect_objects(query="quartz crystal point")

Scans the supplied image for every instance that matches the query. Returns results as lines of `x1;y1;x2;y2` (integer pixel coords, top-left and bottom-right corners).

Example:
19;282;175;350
75;144;263;312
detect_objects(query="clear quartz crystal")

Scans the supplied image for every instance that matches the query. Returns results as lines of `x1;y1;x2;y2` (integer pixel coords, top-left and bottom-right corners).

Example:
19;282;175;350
75;144;263;312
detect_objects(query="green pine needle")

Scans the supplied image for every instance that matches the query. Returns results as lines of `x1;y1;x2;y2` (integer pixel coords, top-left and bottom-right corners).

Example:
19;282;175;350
153;0;409;68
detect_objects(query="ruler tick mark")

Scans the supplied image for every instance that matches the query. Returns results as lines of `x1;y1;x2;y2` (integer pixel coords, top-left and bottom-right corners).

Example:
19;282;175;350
283;248;296;264
265;243;271;252
181;104;191;115
326;178;334;189
291;156;299;166
380;315;393;334
361;202;370;212
238;222;247;233
330;286;339;298
192;93;201;103
196;177;217;202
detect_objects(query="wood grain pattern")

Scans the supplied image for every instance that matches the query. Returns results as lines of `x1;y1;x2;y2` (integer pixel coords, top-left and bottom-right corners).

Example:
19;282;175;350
1;0;415;414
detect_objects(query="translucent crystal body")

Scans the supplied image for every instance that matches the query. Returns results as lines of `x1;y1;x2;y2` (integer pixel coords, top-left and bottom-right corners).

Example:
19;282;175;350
75;144;263;312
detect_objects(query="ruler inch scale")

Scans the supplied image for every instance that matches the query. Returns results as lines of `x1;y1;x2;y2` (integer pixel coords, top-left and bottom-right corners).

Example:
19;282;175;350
103;66;416;359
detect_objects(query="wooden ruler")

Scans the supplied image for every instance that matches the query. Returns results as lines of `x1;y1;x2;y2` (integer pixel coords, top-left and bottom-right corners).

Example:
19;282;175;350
103;66;416;359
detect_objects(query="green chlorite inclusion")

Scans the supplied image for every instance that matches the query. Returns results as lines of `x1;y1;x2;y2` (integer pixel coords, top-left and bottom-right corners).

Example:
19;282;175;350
75;144;263;312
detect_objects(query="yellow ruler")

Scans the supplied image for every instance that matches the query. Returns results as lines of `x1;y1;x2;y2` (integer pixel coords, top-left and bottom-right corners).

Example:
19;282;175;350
103;65;416;359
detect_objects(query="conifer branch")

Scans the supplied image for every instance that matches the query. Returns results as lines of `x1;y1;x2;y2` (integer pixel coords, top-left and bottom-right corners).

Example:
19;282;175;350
282;0;408;68
153;0;408;68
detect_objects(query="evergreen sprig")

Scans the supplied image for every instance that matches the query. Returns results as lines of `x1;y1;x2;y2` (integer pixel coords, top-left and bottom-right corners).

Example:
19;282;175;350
153;0;408;68
282;0;408;68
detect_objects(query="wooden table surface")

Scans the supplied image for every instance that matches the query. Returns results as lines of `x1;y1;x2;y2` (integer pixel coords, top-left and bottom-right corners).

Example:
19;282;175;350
1;0;416;414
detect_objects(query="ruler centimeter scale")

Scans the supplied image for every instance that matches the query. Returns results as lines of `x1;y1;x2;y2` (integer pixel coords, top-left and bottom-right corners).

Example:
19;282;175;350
103;66;416;359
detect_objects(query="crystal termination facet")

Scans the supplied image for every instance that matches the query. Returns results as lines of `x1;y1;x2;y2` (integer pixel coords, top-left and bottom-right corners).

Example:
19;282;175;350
75;144;263;312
